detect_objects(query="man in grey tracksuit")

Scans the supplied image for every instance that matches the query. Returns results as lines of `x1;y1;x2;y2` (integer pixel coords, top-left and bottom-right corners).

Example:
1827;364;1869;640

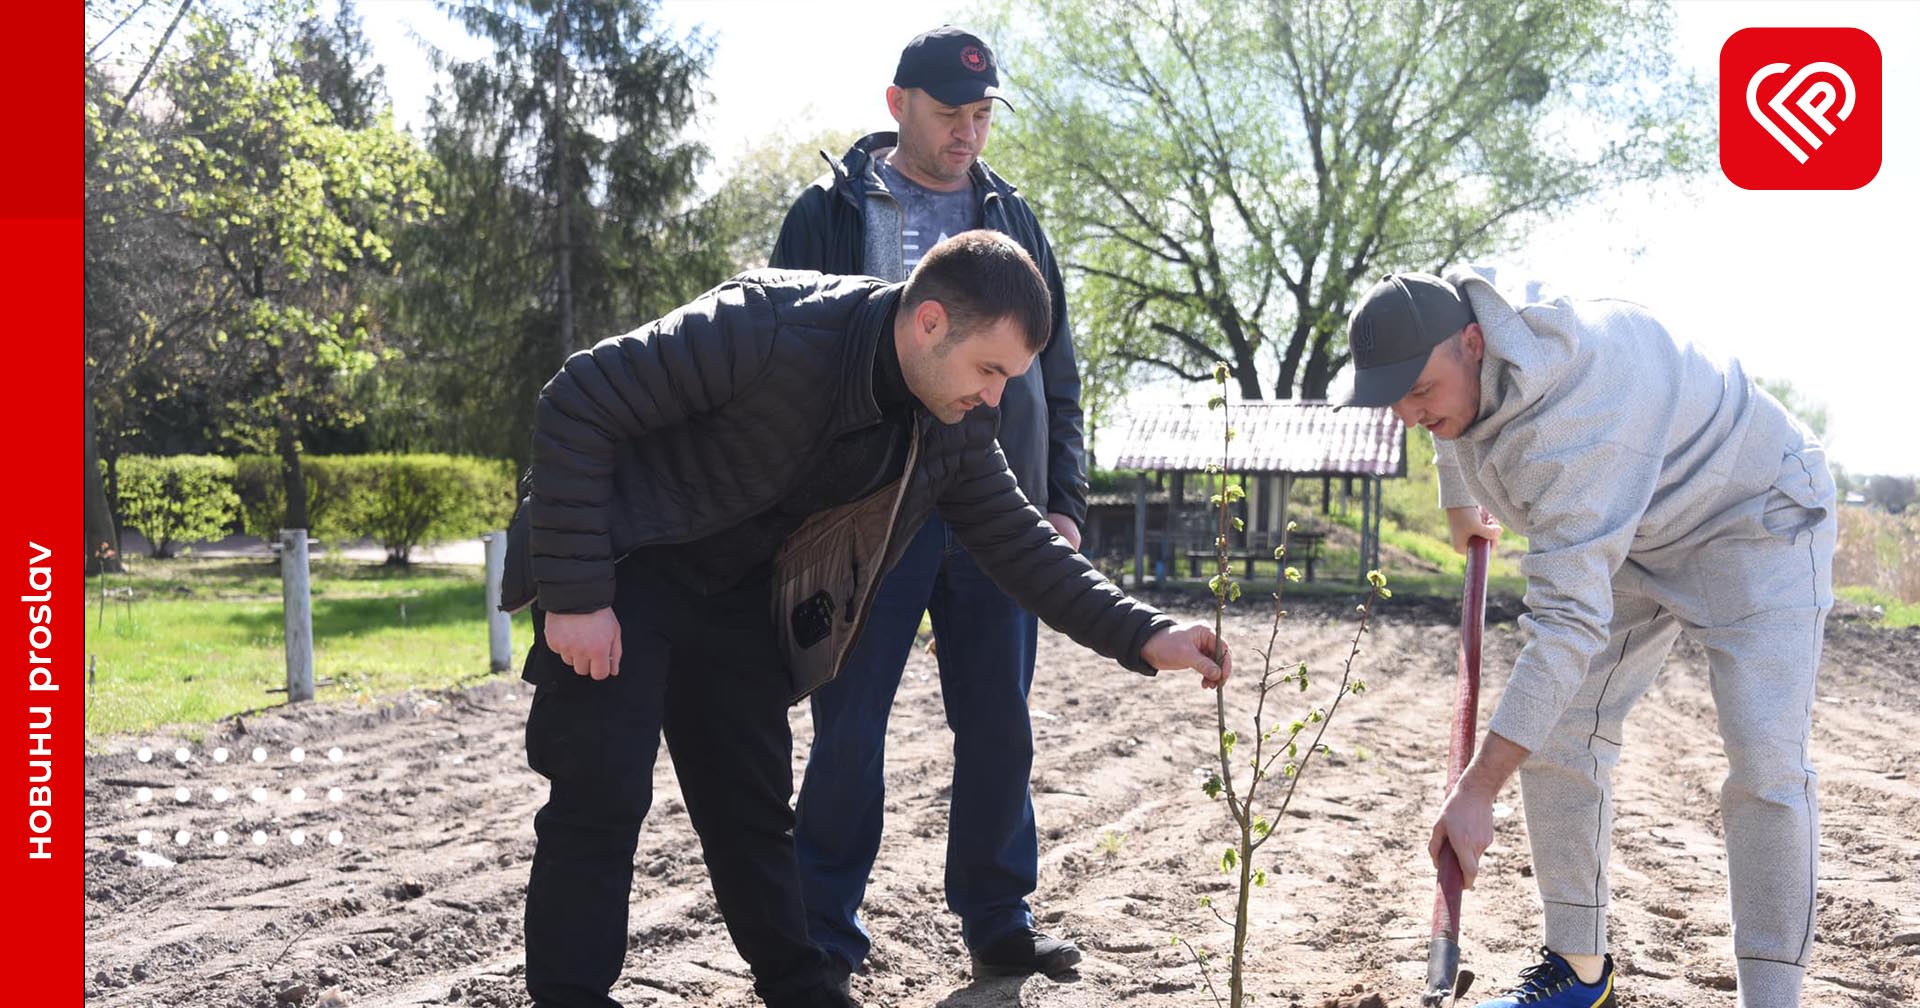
1341;270;1833;1008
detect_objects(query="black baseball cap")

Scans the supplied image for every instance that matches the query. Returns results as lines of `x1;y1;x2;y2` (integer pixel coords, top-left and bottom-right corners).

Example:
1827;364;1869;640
894;26;1012;109
1340;272;1474;408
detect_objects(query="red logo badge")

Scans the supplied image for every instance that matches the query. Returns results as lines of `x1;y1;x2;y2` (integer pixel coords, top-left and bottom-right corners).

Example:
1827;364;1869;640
1720;27;1880;190
960;45;988;73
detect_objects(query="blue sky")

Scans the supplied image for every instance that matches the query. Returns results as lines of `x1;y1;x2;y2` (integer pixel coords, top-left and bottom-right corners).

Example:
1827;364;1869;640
355;0;1917;476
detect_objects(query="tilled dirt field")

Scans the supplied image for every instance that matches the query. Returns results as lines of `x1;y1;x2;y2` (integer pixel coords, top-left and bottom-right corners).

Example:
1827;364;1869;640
84;594;1920;1007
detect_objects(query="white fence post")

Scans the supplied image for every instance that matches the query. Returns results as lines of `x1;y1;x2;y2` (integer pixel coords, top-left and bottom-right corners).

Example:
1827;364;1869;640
483;531;512;672
280;529;316;703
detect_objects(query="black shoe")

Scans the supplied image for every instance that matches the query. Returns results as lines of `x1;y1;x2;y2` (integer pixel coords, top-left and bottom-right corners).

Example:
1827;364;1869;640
969;928;1082;978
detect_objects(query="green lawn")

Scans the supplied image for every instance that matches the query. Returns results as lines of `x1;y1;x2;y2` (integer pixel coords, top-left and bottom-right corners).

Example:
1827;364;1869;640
80;548;1916;742
1322;508;1530;581
85;558;530;739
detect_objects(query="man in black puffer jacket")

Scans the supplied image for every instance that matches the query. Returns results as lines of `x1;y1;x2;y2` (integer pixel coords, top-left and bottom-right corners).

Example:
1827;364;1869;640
502;231;1229;1008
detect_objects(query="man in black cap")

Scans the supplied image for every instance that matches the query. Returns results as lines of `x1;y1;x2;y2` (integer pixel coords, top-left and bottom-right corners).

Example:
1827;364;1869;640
1343;270;1833;1008
771;25;1091;991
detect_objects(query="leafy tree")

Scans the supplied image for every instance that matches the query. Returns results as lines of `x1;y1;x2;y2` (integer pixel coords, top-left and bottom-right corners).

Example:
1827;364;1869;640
96;7;433;529
706;126;864;273
279;0;387;130
984;0;1710;402
1868;475;1915;515
85;0;204;571
385;0;725;463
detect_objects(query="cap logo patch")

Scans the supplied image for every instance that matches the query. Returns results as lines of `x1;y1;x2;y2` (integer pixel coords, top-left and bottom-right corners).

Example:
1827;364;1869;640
961;45;988;72
1352;320;1375;356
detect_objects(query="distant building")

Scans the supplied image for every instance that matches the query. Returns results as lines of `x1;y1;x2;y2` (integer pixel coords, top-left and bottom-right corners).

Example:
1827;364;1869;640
1096;402;1406;586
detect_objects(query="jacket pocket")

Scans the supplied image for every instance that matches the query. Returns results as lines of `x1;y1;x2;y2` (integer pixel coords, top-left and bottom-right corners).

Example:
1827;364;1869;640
524;676;604;784
1702;446;1836;625
1760;445;1834;542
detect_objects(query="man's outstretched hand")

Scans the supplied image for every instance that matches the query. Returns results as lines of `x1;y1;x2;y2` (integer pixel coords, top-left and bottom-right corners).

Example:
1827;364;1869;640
1141;622;1231;688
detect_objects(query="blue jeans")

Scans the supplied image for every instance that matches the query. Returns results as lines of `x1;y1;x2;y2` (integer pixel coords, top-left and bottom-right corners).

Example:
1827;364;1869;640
795;515;1040;969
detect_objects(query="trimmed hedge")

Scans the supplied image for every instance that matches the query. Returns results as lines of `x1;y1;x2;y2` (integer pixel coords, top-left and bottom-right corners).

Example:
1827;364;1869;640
114;455;242;558
127;453;521;563
341;454;518;564
233;455;359;542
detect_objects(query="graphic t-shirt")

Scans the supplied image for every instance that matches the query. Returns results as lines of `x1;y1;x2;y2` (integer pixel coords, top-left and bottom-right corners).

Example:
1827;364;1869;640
876;157;981;270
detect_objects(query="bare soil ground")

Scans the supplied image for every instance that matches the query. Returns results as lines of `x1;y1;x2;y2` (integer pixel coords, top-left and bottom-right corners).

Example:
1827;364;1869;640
85;594;1920;1008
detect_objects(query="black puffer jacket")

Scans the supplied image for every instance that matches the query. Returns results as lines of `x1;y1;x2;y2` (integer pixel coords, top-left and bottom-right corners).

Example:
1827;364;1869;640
502;270;1171;674
770;132;1087;528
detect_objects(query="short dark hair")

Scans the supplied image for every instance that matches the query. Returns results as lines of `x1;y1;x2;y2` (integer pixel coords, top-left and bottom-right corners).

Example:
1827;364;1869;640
900;230;1051;353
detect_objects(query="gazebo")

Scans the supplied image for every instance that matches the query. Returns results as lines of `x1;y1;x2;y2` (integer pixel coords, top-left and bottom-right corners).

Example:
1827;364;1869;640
1103;402;1406;586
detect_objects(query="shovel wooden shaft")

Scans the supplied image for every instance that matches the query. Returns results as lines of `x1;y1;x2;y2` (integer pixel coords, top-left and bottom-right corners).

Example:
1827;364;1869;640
1424;536;1490;1004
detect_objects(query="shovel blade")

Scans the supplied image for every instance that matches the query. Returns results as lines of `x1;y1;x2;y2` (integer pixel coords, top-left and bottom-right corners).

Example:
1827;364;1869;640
1422;935;1460;1007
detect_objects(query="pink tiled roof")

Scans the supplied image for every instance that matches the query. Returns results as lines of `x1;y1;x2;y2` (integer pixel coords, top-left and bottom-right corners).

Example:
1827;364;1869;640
1109;402;1405;476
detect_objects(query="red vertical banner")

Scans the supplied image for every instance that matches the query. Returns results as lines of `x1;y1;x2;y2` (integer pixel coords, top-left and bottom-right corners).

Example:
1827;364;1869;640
3;5;83;1003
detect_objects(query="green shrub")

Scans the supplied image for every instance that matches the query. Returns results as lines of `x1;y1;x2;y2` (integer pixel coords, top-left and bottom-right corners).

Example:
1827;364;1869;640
172;452;518;560
1379;428;1449;543
232;455;361;541
1088;466;1143;494
114;455;241;558
333;454;517;564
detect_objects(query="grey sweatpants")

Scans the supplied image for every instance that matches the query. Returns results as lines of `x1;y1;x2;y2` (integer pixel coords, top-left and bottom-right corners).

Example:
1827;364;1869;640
1517;448;1835;1008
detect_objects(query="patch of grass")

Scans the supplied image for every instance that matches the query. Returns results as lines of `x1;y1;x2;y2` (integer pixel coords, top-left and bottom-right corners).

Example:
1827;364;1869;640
1315;512;1528;586
1836;585;1920;628
85;558;530;738
90;555;482;601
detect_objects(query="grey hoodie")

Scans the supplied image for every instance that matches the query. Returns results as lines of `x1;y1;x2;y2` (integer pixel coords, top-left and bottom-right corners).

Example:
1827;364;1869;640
1433;269;1828;751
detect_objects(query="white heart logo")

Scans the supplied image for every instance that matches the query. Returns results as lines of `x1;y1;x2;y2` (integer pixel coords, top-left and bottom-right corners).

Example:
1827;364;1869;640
1746;61;1857;164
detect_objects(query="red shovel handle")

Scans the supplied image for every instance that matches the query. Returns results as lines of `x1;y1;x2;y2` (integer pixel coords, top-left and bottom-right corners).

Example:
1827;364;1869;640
1425;535;1489;1002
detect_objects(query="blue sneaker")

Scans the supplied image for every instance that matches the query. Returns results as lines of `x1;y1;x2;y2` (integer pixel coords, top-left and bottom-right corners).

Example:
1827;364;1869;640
1474;949;1615;1008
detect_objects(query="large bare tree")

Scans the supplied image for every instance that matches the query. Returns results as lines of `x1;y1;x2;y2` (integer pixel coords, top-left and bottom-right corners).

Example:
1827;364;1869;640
986;0;1710;407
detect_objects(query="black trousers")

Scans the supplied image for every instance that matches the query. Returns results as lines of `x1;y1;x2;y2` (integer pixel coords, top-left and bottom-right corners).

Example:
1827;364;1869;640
522;561;839;1007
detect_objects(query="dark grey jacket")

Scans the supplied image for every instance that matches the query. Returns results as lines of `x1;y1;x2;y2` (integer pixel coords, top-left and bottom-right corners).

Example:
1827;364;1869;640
501;270;1170;680
769;132;1088;528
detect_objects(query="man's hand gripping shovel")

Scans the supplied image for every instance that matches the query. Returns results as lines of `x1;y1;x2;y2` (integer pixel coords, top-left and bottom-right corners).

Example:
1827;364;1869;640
1422;535;1490;1007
